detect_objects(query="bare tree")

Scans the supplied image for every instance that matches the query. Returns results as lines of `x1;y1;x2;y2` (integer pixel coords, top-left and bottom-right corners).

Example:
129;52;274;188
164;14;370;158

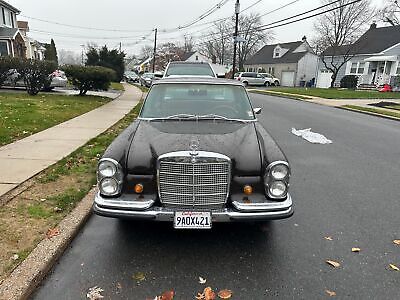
314;0;375;87
140;45;154;59
237;13;273;70
183;35;195;52
378;0;400;26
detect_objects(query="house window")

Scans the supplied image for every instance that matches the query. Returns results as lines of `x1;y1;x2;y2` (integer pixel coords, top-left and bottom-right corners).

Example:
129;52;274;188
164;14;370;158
397;63;400;75
275;52;280;57
357;62;365;74
10;12;14;28
0;41;8;56
350;63;358;74
1;8;5;25
196;55;198;61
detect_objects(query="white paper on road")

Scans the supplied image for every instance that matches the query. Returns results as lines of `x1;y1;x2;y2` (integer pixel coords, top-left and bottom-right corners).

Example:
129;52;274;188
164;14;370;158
291;128;332;144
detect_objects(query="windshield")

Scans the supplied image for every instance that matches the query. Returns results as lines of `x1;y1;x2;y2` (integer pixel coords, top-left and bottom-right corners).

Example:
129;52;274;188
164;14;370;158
140;83;255;120
142;73;154;78
165;64;215;77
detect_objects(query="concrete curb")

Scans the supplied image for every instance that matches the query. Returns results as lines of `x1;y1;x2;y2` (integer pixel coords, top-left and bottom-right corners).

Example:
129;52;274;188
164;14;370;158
0;188;95;300
336;106;400;122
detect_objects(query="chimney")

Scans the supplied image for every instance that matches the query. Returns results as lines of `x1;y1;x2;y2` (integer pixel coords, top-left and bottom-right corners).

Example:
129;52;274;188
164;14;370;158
370;22;377;30
302;36;307;42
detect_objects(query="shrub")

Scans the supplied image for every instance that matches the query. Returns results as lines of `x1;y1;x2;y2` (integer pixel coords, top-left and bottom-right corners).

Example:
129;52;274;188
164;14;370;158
0;56;22;87
340;75;358;89
18;59;58;95
62;65;116;96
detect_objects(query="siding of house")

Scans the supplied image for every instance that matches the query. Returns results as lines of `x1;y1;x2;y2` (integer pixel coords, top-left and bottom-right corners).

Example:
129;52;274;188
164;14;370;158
317;55;363;86
382;43;400;56
296;53;319;84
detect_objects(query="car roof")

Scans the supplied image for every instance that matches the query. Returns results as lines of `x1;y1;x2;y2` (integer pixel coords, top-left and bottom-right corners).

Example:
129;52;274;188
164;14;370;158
152;77;244;86
168;61;211;65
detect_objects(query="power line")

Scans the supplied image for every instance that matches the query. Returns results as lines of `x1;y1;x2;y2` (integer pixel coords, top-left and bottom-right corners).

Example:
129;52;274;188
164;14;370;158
30;29;153;40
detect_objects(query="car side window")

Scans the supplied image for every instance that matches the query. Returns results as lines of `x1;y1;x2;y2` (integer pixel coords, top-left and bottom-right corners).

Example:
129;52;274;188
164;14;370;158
257;74;263;78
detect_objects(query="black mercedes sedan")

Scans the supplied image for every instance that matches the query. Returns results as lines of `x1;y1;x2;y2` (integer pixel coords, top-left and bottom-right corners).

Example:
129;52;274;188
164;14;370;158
93;77;293;229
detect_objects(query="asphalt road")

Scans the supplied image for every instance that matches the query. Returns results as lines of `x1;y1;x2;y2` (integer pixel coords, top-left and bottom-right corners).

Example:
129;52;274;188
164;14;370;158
32;94;400;299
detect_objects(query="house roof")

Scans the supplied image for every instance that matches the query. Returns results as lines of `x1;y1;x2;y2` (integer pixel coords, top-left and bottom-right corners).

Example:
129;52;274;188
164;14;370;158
180;51;196;61
245;41;307;65
0;27;19;39
322;25;400;56
0;0;20;13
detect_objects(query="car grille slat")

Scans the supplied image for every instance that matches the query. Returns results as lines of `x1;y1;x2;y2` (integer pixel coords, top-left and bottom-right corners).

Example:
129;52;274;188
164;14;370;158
158;153;230;207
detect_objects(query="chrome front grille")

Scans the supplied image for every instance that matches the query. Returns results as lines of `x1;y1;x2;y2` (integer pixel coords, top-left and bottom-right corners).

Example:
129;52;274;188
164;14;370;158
158;151;231;207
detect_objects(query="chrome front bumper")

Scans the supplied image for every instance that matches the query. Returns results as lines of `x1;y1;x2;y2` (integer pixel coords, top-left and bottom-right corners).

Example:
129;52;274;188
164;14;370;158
93;192;293;222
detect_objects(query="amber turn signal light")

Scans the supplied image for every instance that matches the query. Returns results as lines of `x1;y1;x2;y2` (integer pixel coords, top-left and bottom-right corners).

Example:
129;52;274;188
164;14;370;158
134;183;144;194
243;185;253;195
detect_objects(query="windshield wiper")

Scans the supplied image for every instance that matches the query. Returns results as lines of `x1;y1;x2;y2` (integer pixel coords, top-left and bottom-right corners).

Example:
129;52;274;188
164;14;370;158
146;114;197;121
197;114;247;122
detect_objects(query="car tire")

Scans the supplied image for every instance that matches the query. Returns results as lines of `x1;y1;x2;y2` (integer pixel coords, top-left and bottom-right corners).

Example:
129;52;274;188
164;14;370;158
274;80;279;86
264;81;270;87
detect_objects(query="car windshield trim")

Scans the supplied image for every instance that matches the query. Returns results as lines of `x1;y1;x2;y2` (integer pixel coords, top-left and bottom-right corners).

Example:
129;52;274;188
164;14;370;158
139;115;256;123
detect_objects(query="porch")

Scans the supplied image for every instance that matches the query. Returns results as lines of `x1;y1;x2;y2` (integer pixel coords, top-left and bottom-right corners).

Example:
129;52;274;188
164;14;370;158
358;56;399;87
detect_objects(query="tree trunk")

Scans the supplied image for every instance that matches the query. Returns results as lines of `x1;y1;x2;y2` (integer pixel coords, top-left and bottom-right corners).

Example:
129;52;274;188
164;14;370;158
330;73;337;88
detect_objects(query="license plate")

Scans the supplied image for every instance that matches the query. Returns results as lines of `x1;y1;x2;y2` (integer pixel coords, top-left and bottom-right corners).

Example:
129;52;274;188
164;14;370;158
174;211;212;229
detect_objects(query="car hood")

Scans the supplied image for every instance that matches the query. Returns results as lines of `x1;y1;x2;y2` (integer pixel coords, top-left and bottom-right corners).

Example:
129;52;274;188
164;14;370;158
127;120;261;176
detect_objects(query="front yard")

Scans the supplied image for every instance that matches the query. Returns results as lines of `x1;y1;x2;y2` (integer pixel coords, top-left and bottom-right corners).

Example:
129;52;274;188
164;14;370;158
0;93;110;146
0;101;142;282
267;87;400;99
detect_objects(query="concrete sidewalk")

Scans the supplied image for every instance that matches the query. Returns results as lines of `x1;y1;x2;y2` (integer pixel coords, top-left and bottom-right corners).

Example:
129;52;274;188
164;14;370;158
0;83;141;197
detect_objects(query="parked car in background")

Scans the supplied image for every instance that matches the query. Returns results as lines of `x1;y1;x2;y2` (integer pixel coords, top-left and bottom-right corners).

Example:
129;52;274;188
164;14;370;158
4;69;67;90
234;72;270;87
259;73;280;86
93;77;293;228
163;61;216;78
124;71;139;83
139;72;155;87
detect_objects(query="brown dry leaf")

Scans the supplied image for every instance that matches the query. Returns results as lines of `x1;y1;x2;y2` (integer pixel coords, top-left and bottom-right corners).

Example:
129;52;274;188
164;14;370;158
351;247;361;252
324;236;333;241
393;240;400;245
217;289;232;299
325;290;336;297
46;228;60;239
326;260;341;268
204;287;216;300
132;272;146;282
86;286;104;300
195;292;205;300
160;290;174;300
389;264;399;271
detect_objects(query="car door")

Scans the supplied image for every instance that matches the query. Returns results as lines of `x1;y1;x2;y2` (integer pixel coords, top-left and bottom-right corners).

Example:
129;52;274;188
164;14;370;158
255;74;265;85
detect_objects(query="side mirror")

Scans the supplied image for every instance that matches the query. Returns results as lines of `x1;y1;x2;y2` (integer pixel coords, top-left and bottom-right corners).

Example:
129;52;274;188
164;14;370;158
253;107;262;114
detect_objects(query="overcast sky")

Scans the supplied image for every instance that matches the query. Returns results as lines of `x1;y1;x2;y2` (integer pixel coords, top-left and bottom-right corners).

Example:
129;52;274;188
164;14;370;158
8;0;385;56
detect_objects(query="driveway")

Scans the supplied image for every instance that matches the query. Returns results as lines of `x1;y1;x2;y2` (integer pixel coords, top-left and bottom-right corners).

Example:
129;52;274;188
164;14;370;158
32;93;400;299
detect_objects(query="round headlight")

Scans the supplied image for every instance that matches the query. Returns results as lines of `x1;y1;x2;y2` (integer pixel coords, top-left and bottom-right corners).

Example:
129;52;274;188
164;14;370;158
269;181;287;198
100;178;119;195
98;160;117;177
271;164;289;180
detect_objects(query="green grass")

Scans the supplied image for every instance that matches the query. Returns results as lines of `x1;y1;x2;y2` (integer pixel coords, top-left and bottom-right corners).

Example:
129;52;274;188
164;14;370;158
250;89;310;100
267;87;400;99
343;105;400;119
130;83;149;93
0;93;110;146
110;82;124;91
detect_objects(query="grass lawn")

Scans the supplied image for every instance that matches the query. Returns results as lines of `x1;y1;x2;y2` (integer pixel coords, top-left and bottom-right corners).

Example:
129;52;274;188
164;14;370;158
267;87;400;99
0;100;143;281
0;93;110;146
130;82;149;93
110;82;124;91
343;105;400;119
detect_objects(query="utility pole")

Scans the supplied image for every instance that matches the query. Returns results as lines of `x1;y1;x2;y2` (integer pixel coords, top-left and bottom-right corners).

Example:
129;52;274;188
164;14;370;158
152;28;157;73
119;42;122;52
80;44;85;65
231;0;240;79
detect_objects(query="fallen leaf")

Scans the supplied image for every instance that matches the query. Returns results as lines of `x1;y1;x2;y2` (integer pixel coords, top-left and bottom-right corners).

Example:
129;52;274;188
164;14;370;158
53;207;63;212
351;247;361;252
132;272;146;282
325;290;336;297
46;228;60;239
326;260;341;268
199;276;207;284
195;293;205;300
11;254;19;261
324;236;333;241
389;264;399;271
204;287;216;300
393;240;400;245
160;290;174;300
217;289;232;299
116;282;122;290
86;286;104;300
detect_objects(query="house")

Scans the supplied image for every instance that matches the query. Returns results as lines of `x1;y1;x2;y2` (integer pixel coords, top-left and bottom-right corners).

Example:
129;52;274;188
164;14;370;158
17;21;45;60
0;0;25;57
244;37;318;86
316;23;400;88
180;51;230;76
